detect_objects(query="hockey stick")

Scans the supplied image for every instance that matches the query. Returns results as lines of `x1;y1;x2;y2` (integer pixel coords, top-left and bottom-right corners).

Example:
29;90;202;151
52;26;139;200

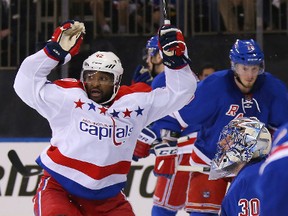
161;0;192;65
177;164;210;173
8;150;43;177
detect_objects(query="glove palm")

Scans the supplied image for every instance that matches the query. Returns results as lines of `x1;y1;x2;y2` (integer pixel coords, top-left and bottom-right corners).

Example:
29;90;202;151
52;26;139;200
44;20;85;64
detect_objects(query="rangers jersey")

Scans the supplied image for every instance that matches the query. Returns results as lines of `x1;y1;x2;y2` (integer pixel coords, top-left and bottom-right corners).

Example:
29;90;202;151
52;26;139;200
13;50;197;200
159;69;288;162
257;123;288;216
220;158;265;216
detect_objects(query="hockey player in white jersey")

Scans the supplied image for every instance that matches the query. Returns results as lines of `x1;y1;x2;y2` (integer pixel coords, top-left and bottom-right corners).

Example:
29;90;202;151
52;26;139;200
13;20;197;216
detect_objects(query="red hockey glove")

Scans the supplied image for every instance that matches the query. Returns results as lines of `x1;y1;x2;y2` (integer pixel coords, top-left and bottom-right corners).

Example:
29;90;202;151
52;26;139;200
158;25;188;69
151;141;178;178
133;127;158;161
44;20;85;64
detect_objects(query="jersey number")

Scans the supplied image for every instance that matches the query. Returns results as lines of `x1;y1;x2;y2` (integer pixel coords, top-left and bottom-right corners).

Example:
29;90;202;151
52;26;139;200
238;198;260;216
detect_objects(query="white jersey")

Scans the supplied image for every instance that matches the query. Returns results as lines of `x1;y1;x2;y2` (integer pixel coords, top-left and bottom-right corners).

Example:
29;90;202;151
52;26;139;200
14;50;197;200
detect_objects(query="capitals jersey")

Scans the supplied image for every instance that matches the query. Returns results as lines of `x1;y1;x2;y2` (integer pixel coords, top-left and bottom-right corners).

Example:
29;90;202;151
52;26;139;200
150;72;197;154
170;69;288;162
220;158;265;216
257;123;288;216
14;50;197;200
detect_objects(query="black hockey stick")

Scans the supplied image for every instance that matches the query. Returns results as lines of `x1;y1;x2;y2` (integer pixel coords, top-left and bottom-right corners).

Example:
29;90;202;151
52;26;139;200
161;0;192;65
8;150;43;177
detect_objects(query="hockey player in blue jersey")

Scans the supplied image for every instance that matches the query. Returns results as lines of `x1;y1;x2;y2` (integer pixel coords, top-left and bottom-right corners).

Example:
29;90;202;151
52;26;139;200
132;35;164;86
139;38;288;216
257;122;288;215
209;117;272;216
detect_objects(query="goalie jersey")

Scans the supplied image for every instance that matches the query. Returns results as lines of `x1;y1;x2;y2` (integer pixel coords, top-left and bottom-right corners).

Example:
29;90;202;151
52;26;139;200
220;158;265;216
257;122;288;216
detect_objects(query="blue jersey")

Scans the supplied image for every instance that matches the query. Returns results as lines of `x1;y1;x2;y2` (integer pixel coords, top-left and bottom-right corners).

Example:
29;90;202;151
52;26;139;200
220;158;265;216
176;69;288;159
257;123;288;216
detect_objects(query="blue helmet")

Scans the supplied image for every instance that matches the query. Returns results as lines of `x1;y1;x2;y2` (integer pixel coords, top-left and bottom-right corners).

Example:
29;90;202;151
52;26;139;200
229;39;264;74
146;35;159;57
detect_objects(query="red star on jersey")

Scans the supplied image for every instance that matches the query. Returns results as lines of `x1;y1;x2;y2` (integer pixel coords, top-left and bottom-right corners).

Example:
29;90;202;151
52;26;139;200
99;106;108;115
123;108;132;118
74;99;85;109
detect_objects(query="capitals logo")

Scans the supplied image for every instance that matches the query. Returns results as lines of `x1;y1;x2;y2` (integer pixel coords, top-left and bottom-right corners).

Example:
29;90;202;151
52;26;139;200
79;118;133;146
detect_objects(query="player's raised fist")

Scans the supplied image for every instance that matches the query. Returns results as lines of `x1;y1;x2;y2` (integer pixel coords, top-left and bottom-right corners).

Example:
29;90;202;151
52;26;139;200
158;25;187;69
44;20;85;64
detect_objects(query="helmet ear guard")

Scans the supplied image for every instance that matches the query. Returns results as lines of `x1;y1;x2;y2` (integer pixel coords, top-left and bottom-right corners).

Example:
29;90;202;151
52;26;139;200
209;117;272;180
81;51;124;104
229;39;265;74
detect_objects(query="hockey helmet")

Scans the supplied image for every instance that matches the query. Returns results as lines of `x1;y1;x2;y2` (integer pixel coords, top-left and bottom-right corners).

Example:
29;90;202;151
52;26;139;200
229;39;265;74
146;35;159;57
81;51;123;104
209;117;272;180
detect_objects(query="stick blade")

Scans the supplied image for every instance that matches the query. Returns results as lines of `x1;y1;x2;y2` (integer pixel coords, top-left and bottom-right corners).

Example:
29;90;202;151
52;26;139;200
8;150;42;177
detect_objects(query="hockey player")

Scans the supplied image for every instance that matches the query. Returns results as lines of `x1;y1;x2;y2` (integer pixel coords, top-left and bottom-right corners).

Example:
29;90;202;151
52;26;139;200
13;20;197;216
132;35;163;86
209;117;272;216
257;122;288;215
147;38;288;216
133;36;214;216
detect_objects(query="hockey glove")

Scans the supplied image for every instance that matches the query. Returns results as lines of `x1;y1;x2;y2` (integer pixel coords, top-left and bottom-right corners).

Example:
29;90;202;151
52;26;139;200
158;25;187;69
151;141;178;178
133;127;158;161
44;20;85;64
132;65;153;85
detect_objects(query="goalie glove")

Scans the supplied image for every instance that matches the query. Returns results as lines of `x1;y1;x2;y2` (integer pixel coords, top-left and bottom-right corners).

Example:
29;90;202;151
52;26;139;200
44;20;85;64
131;65;153;85
151;141;178;179
158;25;188;69
133;127;158;161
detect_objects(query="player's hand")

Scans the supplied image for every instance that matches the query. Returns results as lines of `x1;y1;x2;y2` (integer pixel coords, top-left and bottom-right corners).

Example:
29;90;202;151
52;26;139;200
158;25;187;69
151;141;178;178
131;65;153;85
44;20;85;64
133;127;158;161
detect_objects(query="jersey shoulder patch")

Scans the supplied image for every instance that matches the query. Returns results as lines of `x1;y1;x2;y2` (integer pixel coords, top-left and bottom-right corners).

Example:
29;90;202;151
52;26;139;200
114;83;152;100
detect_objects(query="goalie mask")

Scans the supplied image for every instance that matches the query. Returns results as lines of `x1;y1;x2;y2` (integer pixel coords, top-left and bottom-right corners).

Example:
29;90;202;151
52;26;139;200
81;51;123;104
230;39;265;74
209;117;271;180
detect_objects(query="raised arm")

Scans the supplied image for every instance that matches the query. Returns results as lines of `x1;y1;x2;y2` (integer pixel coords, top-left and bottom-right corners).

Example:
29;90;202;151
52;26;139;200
142;25;197;125
14;20;85;117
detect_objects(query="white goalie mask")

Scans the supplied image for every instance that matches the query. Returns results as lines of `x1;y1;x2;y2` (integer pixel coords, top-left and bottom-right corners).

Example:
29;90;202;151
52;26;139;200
80;51;124;104
209;117;272;180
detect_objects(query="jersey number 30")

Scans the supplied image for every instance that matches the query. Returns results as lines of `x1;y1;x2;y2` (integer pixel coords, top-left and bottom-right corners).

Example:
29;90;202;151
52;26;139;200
238;198;260;216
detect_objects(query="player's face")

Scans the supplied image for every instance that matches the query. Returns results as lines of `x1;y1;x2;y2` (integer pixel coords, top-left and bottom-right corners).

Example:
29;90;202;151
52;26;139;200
146;54;153;72
199;68;215;80
235;64;259;90
83;71;114;103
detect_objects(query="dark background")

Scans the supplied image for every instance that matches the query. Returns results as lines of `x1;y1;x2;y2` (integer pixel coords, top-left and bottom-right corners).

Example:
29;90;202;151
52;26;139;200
1;34;288;138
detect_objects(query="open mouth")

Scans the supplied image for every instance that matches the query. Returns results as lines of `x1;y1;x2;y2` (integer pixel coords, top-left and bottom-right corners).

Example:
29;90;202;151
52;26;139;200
90;89;102;98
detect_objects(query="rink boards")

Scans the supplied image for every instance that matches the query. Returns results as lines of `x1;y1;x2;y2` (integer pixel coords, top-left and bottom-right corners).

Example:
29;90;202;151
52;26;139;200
0;141;188;216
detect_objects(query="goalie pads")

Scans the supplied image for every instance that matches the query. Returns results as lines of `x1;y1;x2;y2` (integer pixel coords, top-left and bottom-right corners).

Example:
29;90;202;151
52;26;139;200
133;127;158;161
